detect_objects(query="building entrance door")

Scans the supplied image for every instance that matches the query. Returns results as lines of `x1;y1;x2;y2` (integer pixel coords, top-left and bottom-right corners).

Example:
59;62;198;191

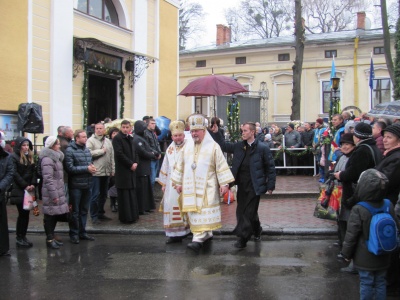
88;73;117;126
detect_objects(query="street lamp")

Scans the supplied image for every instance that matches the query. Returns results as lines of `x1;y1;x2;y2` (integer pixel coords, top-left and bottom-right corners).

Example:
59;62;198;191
258;81;269;128
329;76;341;133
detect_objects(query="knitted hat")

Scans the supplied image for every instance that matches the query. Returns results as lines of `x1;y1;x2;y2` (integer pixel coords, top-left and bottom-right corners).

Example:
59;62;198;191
169;120;185;135
340;133;355;145
188;114;206;131
45;136;58;148
287;123;294;130
265;134;272;140
316;118;324;125
381;123;400;139
353;122;372;139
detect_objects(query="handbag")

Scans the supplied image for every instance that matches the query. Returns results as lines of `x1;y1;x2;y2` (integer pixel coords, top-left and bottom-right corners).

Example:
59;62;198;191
23;190;35;210
223;190;235;204
313;182;342;221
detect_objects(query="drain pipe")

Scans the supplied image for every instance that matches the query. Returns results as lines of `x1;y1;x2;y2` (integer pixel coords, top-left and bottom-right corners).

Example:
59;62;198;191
353;36;359;108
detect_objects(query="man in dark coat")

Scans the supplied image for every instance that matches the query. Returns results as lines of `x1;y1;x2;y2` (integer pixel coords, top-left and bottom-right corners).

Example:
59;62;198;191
211;122;276;249
143;118;161;188
65;130;96;244
0;132;14;256
283;123;301;175
133;121;157;214
112;120;139;224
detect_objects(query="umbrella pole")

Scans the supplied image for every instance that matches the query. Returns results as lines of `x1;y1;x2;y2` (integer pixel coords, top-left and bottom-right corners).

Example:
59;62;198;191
213;96;216;117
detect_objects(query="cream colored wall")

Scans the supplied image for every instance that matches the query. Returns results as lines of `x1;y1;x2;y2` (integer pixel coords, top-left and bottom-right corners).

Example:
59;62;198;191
179;37;392;122
0;2;28;111
145;0;157;116
158;0;179;119
32;0;51;133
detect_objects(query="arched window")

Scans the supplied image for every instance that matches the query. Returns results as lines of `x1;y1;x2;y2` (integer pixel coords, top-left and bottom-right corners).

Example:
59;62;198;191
77;0;119;26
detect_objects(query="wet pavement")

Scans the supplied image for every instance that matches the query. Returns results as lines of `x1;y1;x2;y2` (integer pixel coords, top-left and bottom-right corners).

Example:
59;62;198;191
5;175;337;236
0;234;361;300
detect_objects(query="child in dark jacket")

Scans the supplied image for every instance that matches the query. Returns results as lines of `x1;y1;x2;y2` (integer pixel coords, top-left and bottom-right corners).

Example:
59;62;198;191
341;169;400;300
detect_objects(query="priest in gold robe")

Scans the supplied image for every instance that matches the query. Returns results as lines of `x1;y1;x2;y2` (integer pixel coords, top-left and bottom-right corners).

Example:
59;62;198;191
158;120;190;244
172;114;234;253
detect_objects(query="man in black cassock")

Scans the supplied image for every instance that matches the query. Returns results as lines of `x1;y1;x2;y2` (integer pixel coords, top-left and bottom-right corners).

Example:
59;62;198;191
211;122;276;249
112;120;139;224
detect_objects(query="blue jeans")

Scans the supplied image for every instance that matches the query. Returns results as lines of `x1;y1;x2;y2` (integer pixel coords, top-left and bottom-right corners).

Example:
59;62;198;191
89;176;109;220
358;269;387;300
150;160;159;187
69;188;91;238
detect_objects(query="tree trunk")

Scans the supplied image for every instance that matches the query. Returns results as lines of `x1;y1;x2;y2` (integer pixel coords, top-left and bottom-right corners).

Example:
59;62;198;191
394;17;400;99
381;0;395;85
291;0;304;121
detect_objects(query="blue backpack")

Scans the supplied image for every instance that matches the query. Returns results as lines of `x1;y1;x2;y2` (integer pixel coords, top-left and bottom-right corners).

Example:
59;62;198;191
358;199;399;255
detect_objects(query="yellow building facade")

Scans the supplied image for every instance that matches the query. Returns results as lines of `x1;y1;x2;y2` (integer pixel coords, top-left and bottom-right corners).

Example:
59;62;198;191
179;16;395;125
0;0;179;140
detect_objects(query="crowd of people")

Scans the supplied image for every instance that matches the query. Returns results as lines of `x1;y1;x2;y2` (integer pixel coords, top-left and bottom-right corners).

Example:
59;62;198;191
1;110;400;298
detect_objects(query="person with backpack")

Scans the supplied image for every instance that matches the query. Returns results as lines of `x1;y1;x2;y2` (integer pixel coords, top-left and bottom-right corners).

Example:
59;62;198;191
341;169;400;300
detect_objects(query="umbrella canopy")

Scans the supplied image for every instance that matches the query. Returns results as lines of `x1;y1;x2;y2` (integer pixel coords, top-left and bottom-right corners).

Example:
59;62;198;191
179;75;248;97
367;100;400;119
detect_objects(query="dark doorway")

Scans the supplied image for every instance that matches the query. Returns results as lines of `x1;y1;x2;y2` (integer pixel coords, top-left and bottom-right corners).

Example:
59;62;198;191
88;73;117;125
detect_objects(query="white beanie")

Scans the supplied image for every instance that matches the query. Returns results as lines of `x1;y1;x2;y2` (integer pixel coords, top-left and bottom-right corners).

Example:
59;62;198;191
45;136;58;148
265;133;272;140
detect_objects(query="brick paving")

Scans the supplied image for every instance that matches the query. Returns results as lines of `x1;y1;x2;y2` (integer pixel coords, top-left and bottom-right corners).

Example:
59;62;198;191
5;175;336;236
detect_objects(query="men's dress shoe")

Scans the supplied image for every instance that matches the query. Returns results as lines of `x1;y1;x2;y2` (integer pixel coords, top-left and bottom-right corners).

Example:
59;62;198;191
166;237;183;244
22;236;33;247
340;266;358;274
79;234;95;241
234;239;247;249
46;240;60;250
0;250;11;257
254;226;263;241
70;237;80;244
187;242;203;253
98;215;112;221
16;237;32;248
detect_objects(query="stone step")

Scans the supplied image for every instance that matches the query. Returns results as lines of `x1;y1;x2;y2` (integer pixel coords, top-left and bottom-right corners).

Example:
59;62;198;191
262;191;320;200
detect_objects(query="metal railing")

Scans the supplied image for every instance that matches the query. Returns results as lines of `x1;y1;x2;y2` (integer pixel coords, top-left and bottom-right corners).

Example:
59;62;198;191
270;138;316;175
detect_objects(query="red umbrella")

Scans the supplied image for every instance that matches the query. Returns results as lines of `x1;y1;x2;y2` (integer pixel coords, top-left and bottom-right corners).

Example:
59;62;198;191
179;75;248;96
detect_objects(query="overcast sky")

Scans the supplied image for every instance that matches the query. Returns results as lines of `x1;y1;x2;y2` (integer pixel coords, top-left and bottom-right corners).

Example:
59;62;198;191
186;0;241;48
186;0;398;49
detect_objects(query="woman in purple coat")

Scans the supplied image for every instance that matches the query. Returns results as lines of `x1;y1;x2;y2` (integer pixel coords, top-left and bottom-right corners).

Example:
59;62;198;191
39;136;71;249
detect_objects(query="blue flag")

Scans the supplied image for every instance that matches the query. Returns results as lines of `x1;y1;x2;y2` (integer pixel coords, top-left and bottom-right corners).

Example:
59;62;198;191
330;55;336;88
369;57;375;90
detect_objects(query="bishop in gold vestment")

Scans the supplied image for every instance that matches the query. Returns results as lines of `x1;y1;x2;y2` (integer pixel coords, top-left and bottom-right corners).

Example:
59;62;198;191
172;114;234;252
